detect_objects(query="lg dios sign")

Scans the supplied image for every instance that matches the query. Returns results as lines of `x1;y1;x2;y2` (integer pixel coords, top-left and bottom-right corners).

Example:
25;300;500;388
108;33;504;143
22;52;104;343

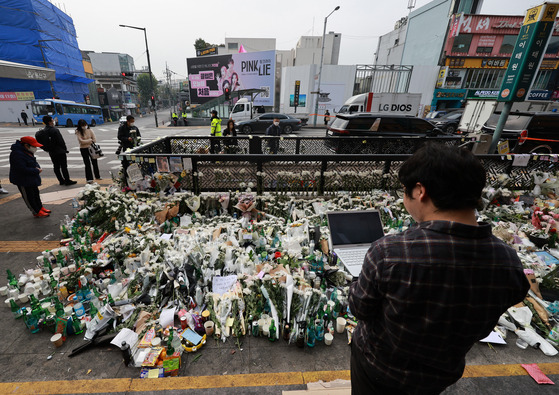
378;103;414;112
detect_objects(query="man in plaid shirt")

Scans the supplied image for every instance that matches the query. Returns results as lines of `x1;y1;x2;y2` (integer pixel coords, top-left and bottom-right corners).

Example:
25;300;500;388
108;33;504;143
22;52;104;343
349;144;529;394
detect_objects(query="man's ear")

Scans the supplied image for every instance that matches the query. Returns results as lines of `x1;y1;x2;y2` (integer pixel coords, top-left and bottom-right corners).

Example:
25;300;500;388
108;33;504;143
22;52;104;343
416;183;429;202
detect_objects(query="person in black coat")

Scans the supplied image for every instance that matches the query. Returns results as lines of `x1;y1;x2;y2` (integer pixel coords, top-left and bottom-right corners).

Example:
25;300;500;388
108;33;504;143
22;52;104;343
117;115;141;171
266;118;281;154
223;119;238;154
35;115;77;186
9;136;50;217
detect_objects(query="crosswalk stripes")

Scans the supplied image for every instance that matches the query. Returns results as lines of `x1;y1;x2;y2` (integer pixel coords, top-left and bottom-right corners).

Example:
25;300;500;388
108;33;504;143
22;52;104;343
0;137;153;169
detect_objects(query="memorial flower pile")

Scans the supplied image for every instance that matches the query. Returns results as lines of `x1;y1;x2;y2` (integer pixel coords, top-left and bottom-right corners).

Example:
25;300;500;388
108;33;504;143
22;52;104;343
3;177;559;376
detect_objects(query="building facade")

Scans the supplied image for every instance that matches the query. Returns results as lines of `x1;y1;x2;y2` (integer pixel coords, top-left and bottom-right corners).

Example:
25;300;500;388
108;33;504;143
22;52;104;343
83;51;139;120
0;0;91;103
434;14;559;109
293;32;342;66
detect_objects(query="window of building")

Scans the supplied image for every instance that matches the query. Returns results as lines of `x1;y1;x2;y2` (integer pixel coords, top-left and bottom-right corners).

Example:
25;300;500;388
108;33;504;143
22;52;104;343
532;69;552;90
451;34;473;53
546;36;559;55
499;35;517;54
476;46;493;53
228;42;238;50
463;69;505;89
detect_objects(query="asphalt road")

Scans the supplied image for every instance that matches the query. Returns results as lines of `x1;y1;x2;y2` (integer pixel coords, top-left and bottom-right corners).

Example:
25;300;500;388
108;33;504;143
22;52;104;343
0;113;325;181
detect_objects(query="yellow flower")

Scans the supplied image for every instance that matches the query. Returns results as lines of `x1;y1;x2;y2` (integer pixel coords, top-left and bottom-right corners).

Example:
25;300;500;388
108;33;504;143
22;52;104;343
124;226;131;233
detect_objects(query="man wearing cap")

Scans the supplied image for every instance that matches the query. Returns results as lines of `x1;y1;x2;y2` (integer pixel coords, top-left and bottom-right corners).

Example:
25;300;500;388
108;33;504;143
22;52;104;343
9;136;51;217
35;115;77;186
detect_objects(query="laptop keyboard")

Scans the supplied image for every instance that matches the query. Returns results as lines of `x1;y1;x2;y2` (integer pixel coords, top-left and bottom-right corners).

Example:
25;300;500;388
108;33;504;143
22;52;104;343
335;248;370;267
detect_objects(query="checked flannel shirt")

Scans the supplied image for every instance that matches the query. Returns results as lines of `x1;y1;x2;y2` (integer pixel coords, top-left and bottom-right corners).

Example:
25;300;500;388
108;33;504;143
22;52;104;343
349;220;529;393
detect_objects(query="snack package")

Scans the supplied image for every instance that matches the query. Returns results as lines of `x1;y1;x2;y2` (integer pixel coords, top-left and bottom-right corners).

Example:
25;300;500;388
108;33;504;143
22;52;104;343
163;356;181;377
138;328;156;348
140;367;164;379
142;347;163;367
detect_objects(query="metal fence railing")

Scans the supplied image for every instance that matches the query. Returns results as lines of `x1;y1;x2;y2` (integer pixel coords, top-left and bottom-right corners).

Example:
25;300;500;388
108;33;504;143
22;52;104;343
119;135;546;196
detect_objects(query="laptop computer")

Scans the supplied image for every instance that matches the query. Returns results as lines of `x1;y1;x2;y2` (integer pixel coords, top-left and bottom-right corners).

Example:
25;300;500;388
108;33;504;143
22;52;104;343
327;210;385;277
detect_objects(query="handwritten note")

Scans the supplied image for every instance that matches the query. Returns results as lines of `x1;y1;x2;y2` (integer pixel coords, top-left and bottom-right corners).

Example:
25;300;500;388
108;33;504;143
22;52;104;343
212;275;237;295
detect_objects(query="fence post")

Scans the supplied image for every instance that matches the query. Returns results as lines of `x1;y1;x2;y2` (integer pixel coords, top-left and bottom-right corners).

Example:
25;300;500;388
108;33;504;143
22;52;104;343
295;138;301;155
257;160;263;195
249;136;262;154
318;160;327;196
192;158;199;194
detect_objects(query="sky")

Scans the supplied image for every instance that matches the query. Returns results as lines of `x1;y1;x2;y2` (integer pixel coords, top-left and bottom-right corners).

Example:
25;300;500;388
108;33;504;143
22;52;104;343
60;0;536;81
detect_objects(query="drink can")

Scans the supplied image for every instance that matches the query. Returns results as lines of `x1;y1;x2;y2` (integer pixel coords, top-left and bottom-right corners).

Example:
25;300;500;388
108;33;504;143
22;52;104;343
180;316;187;330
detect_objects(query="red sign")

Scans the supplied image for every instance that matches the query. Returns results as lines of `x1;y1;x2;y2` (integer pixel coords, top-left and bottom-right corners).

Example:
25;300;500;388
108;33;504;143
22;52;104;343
0;92;18;101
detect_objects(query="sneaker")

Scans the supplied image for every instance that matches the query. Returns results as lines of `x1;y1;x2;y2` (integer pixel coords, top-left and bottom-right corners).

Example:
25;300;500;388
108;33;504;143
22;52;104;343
87;180;93;184
95;177;102;180
40;207;51;213
0;187;8;194
34;211;50;218
64;180;77;186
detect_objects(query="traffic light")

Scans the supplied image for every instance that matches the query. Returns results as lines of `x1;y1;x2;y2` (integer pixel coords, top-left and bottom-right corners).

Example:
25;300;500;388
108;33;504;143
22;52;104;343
151;96;155;107
224;87;230;101
121;71;133;77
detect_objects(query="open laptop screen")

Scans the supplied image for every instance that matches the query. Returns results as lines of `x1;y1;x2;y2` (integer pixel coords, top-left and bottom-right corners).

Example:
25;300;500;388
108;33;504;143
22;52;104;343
327;211;384;246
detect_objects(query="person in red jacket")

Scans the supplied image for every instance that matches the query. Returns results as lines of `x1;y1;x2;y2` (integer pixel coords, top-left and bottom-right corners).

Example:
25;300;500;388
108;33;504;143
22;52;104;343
9;136;51;217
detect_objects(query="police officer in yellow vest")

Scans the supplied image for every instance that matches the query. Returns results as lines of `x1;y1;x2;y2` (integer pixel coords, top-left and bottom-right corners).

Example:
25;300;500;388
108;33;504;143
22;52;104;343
181;112;187;126
210;110;222;154
172;112;178;126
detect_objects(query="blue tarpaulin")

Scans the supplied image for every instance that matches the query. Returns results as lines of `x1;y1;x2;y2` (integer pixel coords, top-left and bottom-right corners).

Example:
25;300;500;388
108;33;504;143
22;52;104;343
0;0;90;102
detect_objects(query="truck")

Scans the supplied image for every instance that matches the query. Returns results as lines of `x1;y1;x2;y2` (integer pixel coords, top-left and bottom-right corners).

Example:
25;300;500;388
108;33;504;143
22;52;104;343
337;92;422;116
229;97;309;125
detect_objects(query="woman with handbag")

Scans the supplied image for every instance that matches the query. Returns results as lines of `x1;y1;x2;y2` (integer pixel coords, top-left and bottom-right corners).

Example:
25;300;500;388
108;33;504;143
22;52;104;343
75;119;101;183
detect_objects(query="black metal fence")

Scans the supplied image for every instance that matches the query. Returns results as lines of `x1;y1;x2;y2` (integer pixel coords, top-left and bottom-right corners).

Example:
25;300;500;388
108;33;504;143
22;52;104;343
120;135;549;195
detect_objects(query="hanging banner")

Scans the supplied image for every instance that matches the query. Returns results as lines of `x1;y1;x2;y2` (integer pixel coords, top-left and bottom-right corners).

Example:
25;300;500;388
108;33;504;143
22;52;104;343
187;50;275;106
498;3;559;102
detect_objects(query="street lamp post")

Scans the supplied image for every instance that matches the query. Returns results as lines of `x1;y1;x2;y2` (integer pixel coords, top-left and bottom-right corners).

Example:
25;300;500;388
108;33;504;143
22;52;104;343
119;24;159;127
313;6;340;128
37;39;61;98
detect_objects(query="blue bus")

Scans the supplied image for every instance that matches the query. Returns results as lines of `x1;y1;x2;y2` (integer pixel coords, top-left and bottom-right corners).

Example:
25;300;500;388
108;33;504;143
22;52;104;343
31;99;104;127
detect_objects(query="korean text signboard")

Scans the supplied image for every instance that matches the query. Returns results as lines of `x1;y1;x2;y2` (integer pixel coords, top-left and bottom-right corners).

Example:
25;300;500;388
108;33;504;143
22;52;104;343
498;3;559;102
187;50;275;106
293;80;300;107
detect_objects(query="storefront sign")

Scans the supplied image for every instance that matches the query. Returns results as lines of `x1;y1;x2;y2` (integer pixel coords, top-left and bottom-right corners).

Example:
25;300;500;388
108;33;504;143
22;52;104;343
498;3;559;102
467;89;500;99
447;57;508;68
434;89;466;99
541;59;559;69
481;59;508;68
449;13;463;38
528;89;552;100
196;47;218;57
435;67;448;88
0;92;35;101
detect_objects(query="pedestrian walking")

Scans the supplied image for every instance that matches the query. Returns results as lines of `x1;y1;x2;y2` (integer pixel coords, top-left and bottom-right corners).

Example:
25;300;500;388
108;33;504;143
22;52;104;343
20;110;29;126
348;144;529;394
210;110;222;154
35;116;77;186
223;119;238;154
117;115;141;170
324;110;330;126
266;118;281;154
9;136;51;218
75;119;101;184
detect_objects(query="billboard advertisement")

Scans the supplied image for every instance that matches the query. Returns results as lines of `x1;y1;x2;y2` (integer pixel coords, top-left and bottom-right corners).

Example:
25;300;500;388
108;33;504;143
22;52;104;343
187;50;275;106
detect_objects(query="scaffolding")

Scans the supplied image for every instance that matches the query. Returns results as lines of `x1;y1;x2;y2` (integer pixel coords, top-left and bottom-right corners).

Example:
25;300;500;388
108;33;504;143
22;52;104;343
354;65;413;95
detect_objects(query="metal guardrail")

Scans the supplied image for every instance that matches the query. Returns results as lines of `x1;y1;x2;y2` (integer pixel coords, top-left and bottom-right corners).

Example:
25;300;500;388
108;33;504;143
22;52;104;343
119;136;546;195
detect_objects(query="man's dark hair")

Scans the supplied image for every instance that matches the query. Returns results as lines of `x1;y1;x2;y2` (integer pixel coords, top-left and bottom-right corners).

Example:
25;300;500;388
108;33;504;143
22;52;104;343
126;115;135;122
398;143;486;210
43;115;52;124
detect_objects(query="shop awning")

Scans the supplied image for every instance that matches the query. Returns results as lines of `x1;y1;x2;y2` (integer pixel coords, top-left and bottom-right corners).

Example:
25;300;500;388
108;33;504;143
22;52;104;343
0;60;56;81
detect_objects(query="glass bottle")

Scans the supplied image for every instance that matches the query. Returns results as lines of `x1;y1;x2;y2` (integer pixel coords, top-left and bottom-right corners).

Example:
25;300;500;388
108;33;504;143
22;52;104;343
167;328;175;356
283;323;291;342
306;321;316;348
71;312;83;334
121;341;132;366
268;319;277;342
7;269;18;289
315;318;325;342
10;299;22;319
296;325;305;348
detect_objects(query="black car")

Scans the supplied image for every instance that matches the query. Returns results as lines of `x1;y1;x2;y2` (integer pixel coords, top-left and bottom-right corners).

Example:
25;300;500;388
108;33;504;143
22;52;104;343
430;109;464;135
236;113;302;134
326;113;442;153
481;112;559;154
